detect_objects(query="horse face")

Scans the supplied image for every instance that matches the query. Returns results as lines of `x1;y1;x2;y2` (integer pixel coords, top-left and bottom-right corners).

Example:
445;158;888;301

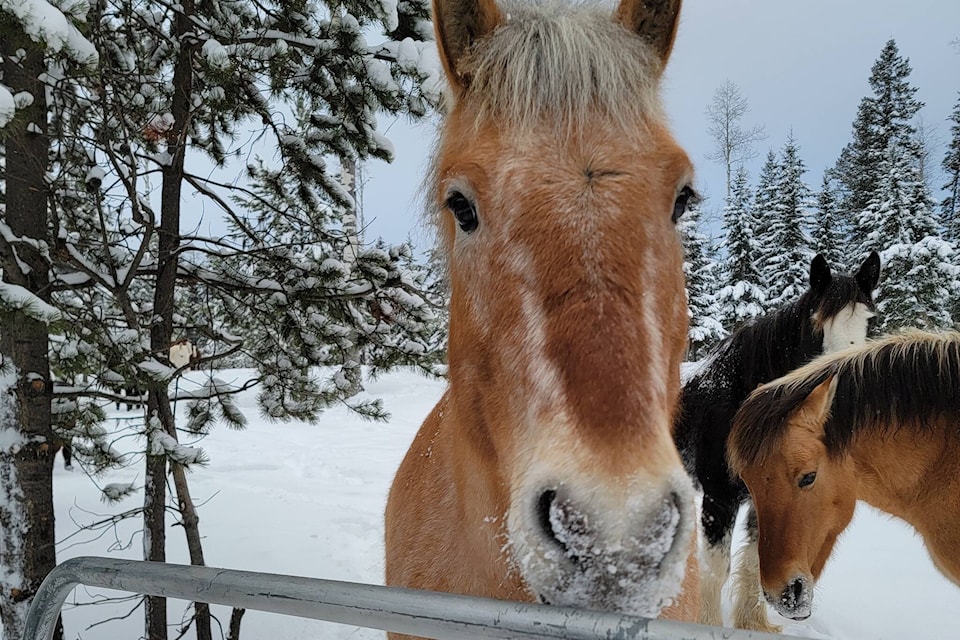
414;0;695;616
739;377;857;620
812;251;881;353
432;0;696;616
439;122;697;615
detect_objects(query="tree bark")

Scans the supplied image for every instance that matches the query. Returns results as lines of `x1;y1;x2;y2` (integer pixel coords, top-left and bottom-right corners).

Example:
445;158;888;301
142;441;167;640
226;608;245;640
340;158;363;396
145;1;211;639
0;22;63;640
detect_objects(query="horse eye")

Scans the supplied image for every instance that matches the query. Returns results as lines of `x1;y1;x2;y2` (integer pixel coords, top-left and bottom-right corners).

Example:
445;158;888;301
673;185;698;224
446;191;479;233
798;472;817;489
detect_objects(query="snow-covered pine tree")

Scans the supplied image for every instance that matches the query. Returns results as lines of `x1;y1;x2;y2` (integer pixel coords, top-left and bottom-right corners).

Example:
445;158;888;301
678;200;725;359
751;149;783;310
752;150;780;221
0;3;96;638
370;238;448;377
30;0;444;637
715;166;766;331
837;39;924;257
209;164;442;423
813;171;847;269
761;134;814;308
942;92;960;328
943;92;960;242
866;145;958;331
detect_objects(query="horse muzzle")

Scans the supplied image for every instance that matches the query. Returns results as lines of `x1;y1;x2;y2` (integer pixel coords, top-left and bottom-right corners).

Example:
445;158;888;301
516;474;696;617
766;574;813;620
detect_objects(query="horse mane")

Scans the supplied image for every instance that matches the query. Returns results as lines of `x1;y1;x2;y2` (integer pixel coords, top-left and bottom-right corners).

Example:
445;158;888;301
729;330;960;474
673;290;825;468
457;1;664;134
685;289;826;399
683;267;876;398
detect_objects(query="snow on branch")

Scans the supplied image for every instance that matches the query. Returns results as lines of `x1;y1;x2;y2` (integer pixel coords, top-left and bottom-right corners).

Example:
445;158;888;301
137;359;176;383
146;418;207;467
0;282;62;324
0;83;14;127
100;482;137;503
0;0;98;65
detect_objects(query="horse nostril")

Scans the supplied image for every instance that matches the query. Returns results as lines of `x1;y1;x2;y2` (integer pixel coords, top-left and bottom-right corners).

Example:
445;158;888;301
789;578;803;604
536;489;558;542
535;488;589;563
669;491;681;512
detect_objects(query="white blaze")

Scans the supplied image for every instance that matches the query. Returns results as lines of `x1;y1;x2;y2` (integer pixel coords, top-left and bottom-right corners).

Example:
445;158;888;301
822;303;875;353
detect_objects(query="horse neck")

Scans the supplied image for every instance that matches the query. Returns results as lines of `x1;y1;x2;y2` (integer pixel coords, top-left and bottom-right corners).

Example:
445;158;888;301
848;420;960;524
706;295;820;396
849;418;960;583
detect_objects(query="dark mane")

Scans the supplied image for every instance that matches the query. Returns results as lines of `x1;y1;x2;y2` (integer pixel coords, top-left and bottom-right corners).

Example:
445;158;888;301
729;330;960;473
675;288;822;475
814;272;876;323
675;288;825;451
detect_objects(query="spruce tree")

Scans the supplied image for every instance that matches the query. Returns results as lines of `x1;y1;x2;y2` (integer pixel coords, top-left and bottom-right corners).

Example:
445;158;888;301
813;171;847;269
943;92;960;242
837;39;924;256
868;146;958;331
716;166;766;331
751;149;782;303
678;201;725;359
762;134;814;309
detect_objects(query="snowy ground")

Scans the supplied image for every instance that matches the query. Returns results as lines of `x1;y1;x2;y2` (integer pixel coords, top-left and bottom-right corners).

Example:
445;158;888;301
53;369;959;639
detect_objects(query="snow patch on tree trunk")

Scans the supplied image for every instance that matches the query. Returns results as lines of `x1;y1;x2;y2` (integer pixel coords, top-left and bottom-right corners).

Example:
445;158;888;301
0;368;29;637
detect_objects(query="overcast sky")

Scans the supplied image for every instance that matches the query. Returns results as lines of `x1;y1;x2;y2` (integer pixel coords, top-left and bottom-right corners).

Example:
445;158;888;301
356;0;960;249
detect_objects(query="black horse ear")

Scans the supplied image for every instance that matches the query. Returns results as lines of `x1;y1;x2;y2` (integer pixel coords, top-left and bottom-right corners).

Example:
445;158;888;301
856;251;881;294
809;254;831;291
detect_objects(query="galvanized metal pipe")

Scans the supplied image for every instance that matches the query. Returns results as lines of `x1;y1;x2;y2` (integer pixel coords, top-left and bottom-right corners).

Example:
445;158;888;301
22;556;810;640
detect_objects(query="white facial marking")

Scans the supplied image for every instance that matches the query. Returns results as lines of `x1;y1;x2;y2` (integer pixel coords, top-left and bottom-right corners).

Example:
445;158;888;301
822;302;875;353
518;286;566;413
641;285;666;402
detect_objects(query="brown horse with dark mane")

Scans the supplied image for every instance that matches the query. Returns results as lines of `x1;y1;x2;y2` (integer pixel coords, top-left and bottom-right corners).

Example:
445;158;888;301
385;0;701;635
728;330;960;621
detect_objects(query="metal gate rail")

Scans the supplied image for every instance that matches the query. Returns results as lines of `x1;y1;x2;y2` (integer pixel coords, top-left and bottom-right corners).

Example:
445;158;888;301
22;556;809;640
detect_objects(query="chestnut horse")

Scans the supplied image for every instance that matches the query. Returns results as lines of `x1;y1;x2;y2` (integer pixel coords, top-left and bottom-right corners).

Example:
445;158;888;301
385;0;701;634
728;330;960;621
674;251;879;631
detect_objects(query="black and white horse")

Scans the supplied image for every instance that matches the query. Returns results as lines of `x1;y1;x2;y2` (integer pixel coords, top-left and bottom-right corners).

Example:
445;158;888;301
674;252;880;631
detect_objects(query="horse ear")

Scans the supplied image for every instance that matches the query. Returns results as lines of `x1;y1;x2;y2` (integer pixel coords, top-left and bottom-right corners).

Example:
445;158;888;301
615;0;683;67
809;254;831;292
799;375;838;431
432;0;504;90
856;251;881;294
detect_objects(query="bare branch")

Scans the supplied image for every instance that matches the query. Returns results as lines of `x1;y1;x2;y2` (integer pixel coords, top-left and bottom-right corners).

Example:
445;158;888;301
81;598;144;631
704;79;767;199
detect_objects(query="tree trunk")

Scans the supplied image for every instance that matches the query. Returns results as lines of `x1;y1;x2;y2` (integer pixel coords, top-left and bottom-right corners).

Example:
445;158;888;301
145;2;211;639
0;24;63;640
339;159;363;397
158;401;212;640
226;608;245;640
142;448;167;640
